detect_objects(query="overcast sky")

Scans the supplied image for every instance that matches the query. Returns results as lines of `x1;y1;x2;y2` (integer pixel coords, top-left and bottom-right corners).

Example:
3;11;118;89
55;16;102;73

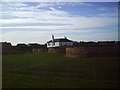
0;2;118;45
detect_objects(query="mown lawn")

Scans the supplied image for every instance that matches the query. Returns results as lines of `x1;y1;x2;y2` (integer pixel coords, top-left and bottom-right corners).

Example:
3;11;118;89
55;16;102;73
2;52;120;88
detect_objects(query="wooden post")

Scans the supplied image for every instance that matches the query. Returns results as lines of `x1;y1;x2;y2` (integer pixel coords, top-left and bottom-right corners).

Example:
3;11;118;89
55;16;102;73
93;64;96;81
46;64;48;79
10;61;13;73
68;61;71;80
27;61;30;75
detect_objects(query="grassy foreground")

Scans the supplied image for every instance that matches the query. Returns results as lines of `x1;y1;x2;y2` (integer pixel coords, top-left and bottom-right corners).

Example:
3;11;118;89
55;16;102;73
2;52;119;88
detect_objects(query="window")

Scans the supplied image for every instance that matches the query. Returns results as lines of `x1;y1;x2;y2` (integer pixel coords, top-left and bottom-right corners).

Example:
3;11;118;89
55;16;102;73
60;42;62;46
48;43;50;46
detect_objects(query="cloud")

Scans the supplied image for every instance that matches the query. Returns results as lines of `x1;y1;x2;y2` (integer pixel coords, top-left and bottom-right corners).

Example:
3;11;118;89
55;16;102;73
2;2;93;12
50;7;56;11
1;29;118;45
1;2;117;30
97;7;109;11
99;12;118;17
2;3;69;17
58;7;61;9
9;3;28;7
1;2;118;44
2;30;50;45
1;0;119;2
71;31;118;41
79;2;93;6
1;17;118;29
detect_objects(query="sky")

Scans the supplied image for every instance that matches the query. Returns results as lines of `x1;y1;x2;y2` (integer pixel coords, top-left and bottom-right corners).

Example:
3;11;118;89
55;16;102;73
0;2;118;45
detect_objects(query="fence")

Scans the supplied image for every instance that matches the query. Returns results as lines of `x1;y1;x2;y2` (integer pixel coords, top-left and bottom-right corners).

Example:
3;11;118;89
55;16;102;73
3;60;119;81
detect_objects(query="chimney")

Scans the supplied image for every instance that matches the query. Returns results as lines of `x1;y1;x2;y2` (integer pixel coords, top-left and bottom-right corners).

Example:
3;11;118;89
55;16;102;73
64;36;67;39
52;35;54;43
52;35;54;47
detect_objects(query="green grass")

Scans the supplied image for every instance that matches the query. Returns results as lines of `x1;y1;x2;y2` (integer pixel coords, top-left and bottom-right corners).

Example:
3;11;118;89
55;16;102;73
3;72;119;88
2;52;120;88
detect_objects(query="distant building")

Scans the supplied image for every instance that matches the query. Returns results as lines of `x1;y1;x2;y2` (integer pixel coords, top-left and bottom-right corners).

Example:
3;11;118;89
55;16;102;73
1;42;13;54
28;43;41;48
17;43;28;47
1;42;12;49
47;35;73;48
28;43;46;49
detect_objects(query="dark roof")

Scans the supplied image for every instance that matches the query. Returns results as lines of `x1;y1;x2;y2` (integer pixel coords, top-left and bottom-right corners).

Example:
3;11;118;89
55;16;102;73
17;44;27;47
28;43;40;45
47;38;73;43
1;42;12;45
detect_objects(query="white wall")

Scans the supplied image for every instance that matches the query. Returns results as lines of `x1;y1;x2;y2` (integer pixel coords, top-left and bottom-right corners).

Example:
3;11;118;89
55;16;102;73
47;42;73;47
47;42;59;47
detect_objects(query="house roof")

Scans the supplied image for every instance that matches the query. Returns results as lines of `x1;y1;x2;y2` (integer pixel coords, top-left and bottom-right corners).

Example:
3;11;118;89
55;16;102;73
47;38;73;43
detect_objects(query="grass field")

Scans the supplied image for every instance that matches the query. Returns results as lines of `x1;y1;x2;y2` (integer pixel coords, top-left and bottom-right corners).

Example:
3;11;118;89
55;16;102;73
2;52;120;88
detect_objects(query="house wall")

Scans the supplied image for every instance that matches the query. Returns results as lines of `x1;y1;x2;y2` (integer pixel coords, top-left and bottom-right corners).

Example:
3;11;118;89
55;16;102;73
47;42;59;47
47;42;73;47
59;42;73;46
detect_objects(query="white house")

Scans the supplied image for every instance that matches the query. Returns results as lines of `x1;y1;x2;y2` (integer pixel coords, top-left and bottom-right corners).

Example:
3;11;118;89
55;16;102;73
47;35;73;48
